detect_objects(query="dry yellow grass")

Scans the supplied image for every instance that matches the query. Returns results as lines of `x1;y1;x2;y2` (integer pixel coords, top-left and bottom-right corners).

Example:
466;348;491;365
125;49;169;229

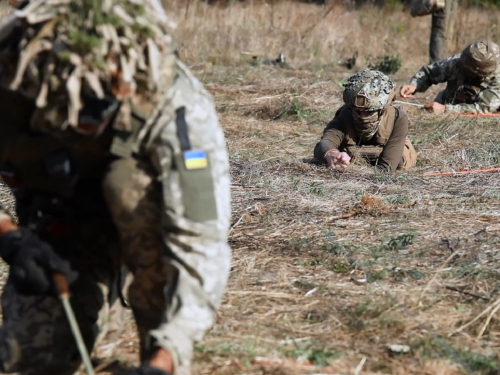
165;0;500;72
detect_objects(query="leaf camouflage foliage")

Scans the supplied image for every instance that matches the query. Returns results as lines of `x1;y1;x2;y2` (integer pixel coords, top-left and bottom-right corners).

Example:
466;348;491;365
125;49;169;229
0;0;177;132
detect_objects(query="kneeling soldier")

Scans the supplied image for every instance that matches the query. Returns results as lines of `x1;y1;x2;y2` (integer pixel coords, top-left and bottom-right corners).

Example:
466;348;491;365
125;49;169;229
0;1;231;374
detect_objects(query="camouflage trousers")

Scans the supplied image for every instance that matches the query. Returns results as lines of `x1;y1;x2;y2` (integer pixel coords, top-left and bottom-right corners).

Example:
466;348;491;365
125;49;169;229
430;0;458;64
0;66;231;375
430;8;446;64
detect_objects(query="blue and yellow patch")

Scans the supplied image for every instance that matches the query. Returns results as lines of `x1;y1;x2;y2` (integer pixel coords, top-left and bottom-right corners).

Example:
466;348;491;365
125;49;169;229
183;150;208;170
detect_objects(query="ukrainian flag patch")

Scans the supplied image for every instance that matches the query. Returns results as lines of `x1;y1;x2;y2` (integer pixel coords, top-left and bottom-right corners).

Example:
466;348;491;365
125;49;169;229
183;150;208;170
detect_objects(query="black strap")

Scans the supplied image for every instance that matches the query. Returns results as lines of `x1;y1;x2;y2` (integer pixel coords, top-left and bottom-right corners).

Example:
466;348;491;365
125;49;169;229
175;107;191;151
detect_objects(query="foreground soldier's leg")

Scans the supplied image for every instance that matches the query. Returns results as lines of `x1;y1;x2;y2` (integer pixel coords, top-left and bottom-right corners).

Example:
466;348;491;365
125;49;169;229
103;64;231;375
0;221;124;374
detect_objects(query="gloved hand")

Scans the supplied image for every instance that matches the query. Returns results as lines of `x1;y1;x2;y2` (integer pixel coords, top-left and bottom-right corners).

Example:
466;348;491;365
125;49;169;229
122;365;170;375
0;228;78;295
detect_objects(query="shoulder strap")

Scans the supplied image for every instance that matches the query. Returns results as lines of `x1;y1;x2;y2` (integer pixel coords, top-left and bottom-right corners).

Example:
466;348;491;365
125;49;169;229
110;101;148;158
372;106;396;145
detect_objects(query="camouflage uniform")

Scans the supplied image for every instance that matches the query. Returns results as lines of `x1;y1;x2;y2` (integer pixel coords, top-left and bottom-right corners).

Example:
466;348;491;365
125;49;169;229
0;1;231;374
409;40;500;114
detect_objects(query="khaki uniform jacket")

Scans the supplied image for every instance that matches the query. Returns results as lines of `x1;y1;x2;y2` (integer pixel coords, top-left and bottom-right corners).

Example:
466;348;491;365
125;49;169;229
313;105;409;173
409;54;500;114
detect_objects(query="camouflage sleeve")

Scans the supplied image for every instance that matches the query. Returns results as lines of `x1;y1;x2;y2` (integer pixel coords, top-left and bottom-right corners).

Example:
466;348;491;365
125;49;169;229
445;81;500;114
409;54;461;93
131;60;231;374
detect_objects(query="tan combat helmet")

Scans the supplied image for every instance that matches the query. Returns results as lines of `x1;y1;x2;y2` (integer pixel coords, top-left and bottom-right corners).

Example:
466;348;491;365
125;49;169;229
343;69;396;113
0;0;176;133
342;69;396;140
460;39;500;77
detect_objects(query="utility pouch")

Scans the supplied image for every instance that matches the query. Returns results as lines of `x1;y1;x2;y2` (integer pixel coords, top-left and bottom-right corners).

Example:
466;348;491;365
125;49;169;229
410;0;445;17
110;103;147;158
173;152;217;222
173;107;218;222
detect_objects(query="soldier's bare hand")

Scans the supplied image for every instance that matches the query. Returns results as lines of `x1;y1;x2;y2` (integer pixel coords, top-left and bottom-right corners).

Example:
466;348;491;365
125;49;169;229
325;149;351;169
424;102;445;114
400;84;417;98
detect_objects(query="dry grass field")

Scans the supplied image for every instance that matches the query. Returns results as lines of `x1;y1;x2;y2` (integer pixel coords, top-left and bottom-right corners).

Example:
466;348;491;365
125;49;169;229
175;2;500;374
3;1;500;375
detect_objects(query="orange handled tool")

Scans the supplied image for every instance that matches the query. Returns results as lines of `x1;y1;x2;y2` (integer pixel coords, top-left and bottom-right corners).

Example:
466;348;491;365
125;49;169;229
53;273;95;375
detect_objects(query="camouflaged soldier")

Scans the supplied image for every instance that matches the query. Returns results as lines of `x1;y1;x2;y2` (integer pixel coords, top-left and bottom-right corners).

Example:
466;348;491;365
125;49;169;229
401;39;500;114
0;1;231;375
314;69;417;173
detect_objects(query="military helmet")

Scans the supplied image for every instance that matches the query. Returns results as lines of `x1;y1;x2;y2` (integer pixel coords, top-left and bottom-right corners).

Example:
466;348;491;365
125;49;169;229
342;69;396;112
0;0;176;133
460;39;500;77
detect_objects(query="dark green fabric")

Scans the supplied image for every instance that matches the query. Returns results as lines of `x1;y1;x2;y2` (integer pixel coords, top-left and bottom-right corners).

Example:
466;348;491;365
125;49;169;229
430;8;446;63
110;105;146;158
174;153;218;222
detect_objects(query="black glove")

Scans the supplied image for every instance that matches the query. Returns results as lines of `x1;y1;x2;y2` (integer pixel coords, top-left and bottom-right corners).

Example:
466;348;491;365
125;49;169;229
122;365;170;375
0;228;78;295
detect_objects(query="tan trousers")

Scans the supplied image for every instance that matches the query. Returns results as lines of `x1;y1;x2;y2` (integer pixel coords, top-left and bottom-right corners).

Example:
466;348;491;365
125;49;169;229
401;137;417;170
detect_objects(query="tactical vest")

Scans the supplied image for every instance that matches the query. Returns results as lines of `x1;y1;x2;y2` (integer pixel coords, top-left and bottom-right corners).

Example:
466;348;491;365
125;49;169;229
338;105;396;162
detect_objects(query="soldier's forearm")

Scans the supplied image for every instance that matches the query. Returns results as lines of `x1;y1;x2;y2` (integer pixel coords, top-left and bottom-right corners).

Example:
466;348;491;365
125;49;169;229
409;76;429;93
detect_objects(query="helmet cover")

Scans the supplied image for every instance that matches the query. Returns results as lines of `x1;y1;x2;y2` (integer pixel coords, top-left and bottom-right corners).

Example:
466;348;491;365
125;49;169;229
460;39;500;77
343;69;395;141
343;69;396;112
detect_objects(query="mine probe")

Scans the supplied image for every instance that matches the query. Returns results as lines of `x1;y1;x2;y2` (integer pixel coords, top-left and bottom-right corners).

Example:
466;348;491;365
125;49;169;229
393;100;425;108
53;273;95;375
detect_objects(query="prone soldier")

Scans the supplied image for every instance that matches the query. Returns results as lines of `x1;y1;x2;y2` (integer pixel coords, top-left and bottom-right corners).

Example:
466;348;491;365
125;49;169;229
313;69;417;173
400;39;500;114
